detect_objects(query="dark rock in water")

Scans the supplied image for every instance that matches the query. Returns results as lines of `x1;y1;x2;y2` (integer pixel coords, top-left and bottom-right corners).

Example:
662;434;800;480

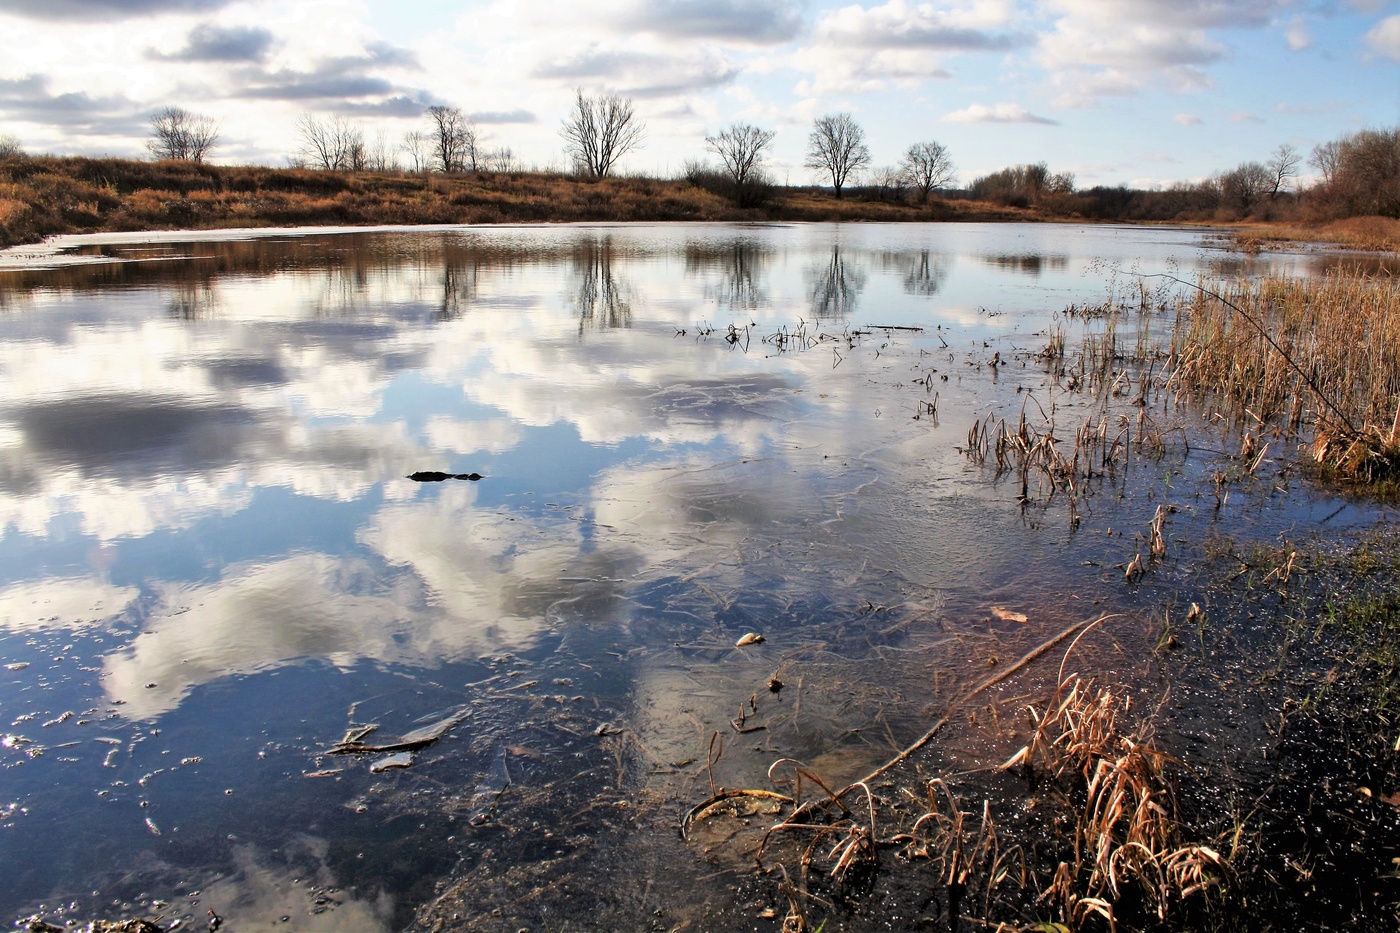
408;471;484;482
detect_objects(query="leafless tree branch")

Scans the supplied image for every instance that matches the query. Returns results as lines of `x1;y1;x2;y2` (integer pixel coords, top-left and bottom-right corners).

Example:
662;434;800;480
148;106;220;163
900;141;956;203
805;113;870;199
561;89;644;178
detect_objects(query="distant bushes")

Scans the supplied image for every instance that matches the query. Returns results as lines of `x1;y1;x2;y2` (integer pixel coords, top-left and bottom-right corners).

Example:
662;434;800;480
0;156;742;248
0;153;1032;249
969;162;1075;210
0;134;23;161
965;125;1400;226
682;159;775;208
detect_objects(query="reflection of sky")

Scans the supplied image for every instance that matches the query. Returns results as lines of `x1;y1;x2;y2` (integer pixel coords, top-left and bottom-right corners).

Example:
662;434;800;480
0;222;1383;925
0;222;1330;711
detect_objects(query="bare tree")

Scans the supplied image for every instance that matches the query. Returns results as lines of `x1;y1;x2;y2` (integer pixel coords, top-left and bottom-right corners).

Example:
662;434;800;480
295;113;365;170
805;113;870;199
560;89;645;178
148;106;220;162
344;131;368;171
1218;161;1273;214
705;123;776;187
426;105;478;173
483;147;519;172
1330;128;1400;218
900;141;955;202
401;130;431;173
1309;139;1342;187
366;129;398;172
868;166;906;201
1266;143;1300;198
0;133;23;160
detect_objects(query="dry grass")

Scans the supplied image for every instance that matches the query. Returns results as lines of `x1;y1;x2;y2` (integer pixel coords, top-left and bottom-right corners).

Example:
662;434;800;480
1233;216;1400;254
0;154;1031;249
962;396;1168;511
743;674;1226;930
1003;675;1228;929
1167;272;1400;481
693;615;1227;931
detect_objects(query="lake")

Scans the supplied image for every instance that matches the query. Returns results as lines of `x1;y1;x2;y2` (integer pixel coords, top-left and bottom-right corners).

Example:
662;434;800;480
0;222;1393;931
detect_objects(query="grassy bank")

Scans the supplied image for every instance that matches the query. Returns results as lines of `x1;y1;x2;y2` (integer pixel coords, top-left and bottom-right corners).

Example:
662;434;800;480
0;155;1032;249
1231;216;1400;253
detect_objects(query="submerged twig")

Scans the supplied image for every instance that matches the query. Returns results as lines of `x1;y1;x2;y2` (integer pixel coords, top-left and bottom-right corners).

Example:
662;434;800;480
777;614;1118;826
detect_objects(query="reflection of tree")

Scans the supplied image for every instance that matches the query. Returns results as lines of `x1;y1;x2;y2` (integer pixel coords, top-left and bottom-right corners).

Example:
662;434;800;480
883;249;950;297
165;280;220;319
572;237;631;332
686;240;771;310
806;246;867;321
981;254;1069;277
438;261;479;321
3;233;581;324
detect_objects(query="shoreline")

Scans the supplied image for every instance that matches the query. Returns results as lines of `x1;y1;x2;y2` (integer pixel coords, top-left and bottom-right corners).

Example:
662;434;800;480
0;154;1038;251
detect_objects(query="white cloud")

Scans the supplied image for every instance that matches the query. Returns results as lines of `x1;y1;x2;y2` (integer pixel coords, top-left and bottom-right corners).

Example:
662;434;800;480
1045;0;1291;30
1037;0;1293;105
532;44;741;98
1227;110;1264;123
814;0;1021;50
943;102;1059;125
0;577;140;633
1283;16;1312;51
609;0;805;45
789;0;1017;96
1174;112;1203;126
1366;14;1400;62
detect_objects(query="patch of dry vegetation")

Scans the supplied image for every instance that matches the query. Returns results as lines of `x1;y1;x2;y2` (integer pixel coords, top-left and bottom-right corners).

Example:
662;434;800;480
1167;272;1400;482
1003;675;1228;929
0;155;1030;249
691;664;1227;932
1232;216;1400;254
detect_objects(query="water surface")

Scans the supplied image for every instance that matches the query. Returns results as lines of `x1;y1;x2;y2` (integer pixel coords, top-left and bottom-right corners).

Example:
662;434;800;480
0;222;1385;930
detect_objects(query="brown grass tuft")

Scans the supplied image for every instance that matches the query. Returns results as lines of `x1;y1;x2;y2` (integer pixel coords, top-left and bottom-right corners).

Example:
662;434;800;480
1007;674;1229;928
1168;272;1400;481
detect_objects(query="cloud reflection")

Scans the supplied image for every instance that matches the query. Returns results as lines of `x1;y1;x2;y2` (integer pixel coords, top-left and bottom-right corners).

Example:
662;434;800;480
0;577;140;633
0;226;1085;721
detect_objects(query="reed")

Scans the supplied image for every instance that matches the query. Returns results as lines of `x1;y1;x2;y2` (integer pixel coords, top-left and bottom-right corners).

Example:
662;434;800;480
1167;272;1400;482
1004;674;1228;928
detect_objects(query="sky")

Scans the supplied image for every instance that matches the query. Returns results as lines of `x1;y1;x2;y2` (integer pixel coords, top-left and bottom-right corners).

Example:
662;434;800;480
0;0;1397;189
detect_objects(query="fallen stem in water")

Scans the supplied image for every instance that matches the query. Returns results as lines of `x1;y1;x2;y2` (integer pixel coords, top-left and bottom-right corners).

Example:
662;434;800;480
776;613;1118;826
682;789;795;840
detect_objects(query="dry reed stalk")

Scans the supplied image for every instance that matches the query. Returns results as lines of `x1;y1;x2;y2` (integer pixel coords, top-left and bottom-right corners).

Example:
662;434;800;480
1166;272;1400;481
963;400;1151;509
1006;674;1227;928
1148;506;1168;560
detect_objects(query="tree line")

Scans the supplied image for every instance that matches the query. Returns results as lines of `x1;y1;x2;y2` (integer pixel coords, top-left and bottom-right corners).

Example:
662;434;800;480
967;131;1399;222
131;94;960;210
5;95;1395;222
